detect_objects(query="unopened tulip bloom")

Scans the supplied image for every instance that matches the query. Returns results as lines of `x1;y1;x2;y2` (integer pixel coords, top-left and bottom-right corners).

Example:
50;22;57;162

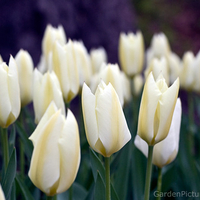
90;63;124;106
33;69;65;123
82;81;131;157
137;72;179;145
0;56;20;128
52;40;79;102
144;57;169;85
132;74;144;96
179;51;195;91
119;31;144;77
29;102;80;196
146;33;171;65
121;72;131;103
135;98;181;168
15;49;34;107
90;47;107;74
0;185;5;200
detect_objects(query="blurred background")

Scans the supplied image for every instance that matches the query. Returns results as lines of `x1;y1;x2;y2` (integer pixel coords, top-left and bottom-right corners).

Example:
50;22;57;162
0;0;200;66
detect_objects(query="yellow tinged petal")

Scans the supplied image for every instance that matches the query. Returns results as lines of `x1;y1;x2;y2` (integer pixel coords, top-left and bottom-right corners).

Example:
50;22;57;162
137;72;161;145
82;83;99;152
57;109;80;193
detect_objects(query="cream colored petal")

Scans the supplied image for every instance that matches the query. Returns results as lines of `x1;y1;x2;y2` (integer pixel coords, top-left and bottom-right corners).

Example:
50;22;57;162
57;109;80;193
0;63;11;127
154;78;179;144
6;57;21;126
95;82;131;157
153;98;181;167
0;185;5;200
137;72;161;145
82;83;99;151
29;102;58;145
134;135;148;157
29;111;63;195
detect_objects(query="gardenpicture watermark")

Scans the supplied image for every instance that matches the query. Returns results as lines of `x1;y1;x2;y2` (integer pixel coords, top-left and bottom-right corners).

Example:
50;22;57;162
154;191;199;198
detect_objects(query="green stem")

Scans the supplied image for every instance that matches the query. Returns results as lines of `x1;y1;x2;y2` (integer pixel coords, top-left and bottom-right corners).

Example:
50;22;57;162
156;168;162;200
69;185;73;200
20;139;25;176
105;157;111;200
46;195;57;200
1;128;9;169
144;145;154;200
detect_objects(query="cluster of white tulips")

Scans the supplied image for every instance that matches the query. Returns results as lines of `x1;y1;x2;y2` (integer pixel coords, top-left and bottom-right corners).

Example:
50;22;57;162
1;23;199;200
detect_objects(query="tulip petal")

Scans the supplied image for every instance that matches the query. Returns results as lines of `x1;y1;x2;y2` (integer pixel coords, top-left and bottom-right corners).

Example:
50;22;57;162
29;111;63;195
137;72;161;144
82;83;99;152
0;63;11;127
155;78;179;143
57;109;80;193
95;82;131;157
153;98;181;167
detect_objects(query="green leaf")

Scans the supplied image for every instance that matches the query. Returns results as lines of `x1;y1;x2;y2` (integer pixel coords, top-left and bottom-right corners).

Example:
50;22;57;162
84;183;94;200
57;182;87;200
15;174;36;200
2;148;17;200
113;141;131;200
89;148;105;182
15;121;33;160
94;171;105;200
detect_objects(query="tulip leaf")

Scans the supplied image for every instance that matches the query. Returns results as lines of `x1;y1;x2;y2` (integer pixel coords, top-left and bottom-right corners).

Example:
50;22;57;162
2;148;17;200
132;145;146;200
94;171;105;200
84;183;94;200
113;141;131;200
15;174;36;200
10;181;16;200
89;148;105;182
15;121;33;160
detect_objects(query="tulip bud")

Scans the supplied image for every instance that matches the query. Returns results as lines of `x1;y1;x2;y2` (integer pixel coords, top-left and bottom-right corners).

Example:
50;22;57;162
42;24;66;62
29;102;80;196
121;72;131;103
119;31;144;77
90;47;107;74
132;74;144;96
0;56;21;128
15;49;34;107
33;69;65;124
137;72;179;145
52;40;79;102
179;51;195;91
135;98;181;168
90;63;124;106
145;57;169;85
0;185;5;200
146;33;171;65
82;81;131;157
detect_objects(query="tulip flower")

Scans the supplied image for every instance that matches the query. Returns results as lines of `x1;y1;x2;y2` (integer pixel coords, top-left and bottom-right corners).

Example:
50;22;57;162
82;80;131;157
15;49;34;107
121;72;131;103
51;40;79;102
132;74;144;96
146;33;171;65
0;56;20;128
89;63;124;106
29;102;80;196
137;72;179;146
33;69;65;124
119;31;144;77
144;57;169;85
135;98;182;168
0;185;5;200
90;47;107;74
179;51;196;91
